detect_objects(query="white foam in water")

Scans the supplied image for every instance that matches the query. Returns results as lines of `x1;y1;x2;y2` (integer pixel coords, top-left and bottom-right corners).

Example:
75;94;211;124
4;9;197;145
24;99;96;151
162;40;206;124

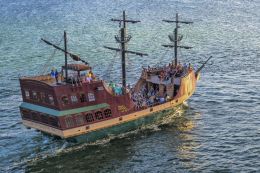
46;104;187;156
18;104;187;169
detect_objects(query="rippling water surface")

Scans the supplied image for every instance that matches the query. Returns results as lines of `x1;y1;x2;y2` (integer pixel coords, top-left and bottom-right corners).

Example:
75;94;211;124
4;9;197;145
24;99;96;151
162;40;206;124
0;0;260;172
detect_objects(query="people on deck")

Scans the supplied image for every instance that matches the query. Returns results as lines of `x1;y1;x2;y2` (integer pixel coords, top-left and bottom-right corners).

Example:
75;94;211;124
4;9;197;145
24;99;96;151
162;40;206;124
109;81;115;88
114;85;123;95
50;69;55;79
85;69;95;83
55;70;59;83
126;84;131;93
86;72;92;83
108;81;124;96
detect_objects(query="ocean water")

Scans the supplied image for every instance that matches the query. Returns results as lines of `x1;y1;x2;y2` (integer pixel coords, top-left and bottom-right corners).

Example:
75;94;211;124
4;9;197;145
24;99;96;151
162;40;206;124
0;0;260;172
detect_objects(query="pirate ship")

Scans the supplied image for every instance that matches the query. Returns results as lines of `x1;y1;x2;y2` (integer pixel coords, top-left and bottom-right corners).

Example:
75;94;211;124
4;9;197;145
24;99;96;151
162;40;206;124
19;12;211;142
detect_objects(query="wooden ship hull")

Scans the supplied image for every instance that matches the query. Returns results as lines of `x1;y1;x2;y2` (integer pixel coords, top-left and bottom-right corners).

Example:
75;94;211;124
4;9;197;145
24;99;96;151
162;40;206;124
19;70;199;142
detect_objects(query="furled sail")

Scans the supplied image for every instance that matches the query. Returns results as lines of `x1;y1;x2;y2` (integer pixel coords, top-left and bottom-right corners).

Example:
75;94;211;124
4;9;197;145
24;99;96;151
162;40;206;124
41;38;89;65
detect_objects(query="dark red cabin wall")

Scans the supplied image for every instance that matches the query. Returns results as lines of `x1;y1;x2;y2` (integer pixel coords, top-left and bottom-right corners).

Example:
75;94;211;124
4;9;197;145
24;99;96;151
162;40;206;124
20;79;59;109
20;79;135;121
54;81;100;110
53;81;135;116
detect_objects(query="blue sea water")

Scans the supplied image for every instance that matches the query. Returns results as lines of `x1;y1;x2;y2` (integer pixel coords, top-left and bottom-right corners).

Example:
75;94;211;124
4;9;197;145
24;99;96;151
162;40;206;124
0;0;260;172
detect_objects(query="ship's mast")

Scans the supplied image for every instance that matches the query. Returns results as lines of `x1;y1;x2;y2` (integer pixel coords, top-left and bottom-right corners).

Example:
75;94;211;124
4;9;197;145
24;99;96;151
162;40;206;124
64;31;68;83
162;13;193;66
104;11;148;93
120;11;127;90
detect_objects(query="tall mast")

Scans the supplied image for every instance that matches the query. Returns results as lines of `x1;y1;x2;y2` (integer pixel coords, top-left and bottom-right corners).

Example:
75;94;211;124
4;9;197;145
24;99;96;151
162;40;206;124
104;11;148;93
174;13;178;66
162;13;193;66
121;11;127;89
64;31;68;83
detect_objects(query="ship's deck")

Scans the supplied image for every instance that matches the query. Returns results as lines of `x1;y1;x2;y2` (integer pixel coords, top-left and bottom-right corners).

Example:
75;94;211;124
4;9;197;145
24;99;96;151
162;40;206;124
20;74;101;87
20;74;59;85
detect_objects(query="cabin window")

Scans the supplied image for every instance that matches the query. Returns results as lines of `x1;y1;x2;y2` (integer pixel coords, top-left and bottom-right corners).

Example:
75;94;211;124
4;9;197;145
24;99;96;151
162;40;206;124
61;96;69;105
41;114;49;124
71;95;78;103
79;93;86;102
88;93;95;102
39;92;46;103
75;115;85;126
48;95;55;105
95;111;103;120
32;91;38;100
86;113;94;122
24;90;30;99
21;109;31;119
49;116;59;127
31;112;40;122
65;116;74;128
104;109;112;118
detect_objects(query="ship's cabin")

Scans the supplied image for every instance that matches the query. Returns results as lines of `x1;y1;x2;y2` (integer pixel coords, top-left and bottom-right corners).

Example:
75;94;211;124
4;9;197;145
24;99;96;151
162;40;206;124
19;63;102;110
19;62;130;110
61;64;95;84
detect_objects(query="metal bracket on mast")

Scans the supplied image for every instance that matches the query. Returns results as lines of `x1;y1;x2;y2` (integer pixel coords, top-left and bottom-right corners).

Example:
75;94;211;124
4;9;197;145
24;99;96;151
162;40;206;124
162;13;193;66
104;11;148;93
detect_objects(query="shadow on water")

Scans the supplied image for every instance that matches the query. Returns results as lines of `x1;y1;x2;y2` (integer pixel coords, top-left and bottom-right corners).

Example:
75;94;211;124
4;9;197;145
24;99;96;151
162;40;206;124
24;104;201;173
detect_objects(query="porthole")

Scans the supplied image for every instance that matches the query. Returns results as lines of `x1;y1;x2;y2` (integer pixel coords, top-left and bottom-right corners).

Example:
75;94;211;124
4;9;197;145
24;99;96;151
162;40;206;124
95;111;103;120
104;109;112;118
85;113;94;122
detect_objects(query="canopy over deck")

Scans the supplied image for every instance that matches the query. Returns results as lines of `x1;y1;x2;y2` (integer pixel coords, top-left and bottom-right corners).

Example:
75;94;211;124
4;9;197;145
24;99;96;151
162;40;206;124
62;64;91;71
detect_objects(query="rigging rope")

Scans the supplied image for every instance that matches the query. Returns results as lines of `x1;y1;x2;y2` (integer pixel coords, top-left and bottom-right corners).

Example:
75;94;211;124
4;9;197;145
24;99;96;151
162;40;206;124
39;37;63;75
156;49;170;67
105;45;120;81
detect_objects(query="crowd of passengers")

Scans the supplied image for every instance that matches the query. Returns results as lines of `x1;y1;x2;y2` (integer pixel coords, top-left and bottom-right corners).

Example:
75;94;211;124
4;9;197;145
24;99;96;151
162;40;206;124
104;62;195;108
132;62;194;109
142;62;193;81
131;84;171;109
